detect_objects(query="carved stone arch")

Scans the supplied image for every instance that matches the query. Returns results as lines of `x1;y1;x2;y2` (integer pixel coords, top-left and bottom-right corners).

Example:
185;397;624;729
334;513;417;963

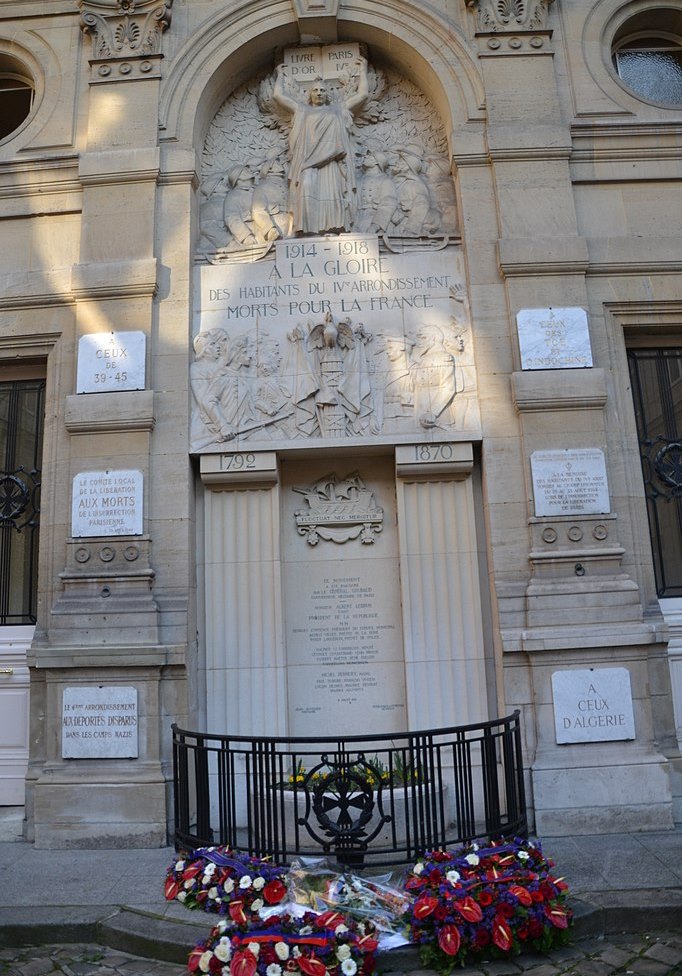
159;0;485;155
0;31;62;151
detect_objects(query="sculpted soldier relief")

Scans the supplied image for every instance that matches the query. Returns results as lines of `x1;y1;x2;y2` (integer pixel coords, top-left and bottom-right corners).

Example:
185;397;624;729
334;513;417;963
190;312;471;450
192;46;479;452
197;47;459;258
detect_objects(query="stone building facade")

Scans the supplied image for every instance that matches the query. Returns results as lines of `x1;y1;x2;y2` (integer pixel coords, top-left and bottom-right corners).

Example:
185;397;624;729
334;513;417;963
0;0;681;847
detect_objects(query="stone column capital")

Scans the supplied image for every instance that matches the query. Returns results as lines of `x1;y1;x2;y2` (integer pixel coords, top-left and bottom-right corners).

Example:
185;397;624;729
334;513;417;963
466;0;553;33
78;0;172;74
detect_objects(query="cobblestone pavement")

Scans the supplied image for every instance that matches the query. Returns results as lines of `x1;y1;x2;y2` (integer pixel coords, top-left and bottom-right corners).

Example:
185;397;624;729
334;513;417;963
1;933;682;976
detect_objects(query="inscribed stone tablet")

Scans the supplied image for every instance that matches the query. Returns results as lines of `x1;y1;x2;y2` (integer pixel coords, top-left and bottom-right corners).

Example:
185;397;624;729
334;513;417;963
62;686;138;758
72;470;143;537
517;307;592;370
551;668;635;744
76;331;146;393
531;449;610;517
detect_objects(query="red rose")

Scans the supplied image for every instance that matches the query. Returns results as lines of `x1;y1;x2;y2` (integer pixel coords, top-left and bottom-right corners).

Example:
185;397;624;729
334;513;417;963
473;929;490;949
529;919;544;939
517;924;530;941
531;890;544;903
263;879;287;905
209;956;223;974
434;906;448;921
498;902;515;919
478;891;493;907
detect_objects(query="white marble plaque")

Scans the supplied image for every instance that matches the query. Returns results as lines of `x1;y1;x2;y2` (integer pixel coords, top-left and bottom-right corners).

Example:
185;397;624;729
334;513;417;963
285;562;407;737
517;307;593;371
76;331;146;393
62;686;138;758
531;449;610;517
552;669;635;744
72;470;143;537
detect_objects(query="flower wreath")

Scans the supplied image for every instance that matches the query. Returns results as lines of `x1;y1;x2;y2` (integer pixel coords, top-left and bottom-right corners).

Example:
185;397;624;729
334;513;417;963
165;847;288;922
405;838;572;971
188;910;379;976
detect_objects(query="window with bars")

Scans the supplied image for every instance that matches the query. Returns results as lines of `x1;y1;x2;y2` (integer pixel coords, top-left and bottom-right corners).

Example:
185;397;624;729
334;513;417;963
0;379;44;624
628;348;682;598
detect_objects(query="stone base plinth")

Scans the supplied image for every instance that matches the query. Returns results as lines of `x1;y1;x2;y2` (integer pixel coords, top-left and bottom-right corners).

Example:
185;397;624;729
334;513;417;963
531;752;674;836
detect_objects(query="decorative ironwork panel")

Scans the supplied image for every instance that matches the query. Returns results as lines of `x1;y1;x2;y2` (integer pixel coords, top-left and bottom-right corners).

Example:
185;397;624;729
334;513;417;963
628;348;682;597
0;380;44;624
172;714;527;866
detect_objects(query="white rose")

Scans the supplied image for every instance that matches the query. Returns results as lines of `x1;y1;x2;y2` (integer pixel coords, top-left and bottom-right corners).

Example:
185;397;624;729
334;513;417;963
208;887;219;900
184;880;194;890
336;945;352;961
518;850;530;861
223;878;235;893
217;920;229;934
214;943;231;963
251;899;264;912
341;960;357;976
465;853;480;866
199;951;213;973
335;925;349;935
175;860;185;872
446;870;460;885
247;943;260;957
267;966;282;976
275;942;290;961
177;892;187;903
293;947;301;958
239;875;253;890
413;862;424;875
252;877;266;890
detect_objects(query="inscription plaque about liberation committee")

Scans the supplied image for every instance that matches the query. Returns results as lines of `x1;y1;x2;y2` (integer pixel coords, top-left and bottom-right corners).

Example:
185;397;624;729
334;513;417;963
62;686;138;759
71;470;143;537
76;331;146;393
516;307;593;371
531;449;610;517
551;669;635;744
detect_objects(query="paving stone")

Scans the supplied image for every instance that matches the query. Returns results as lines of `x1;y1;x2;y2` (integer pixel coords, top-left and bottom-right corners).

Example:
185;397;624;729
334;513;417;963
10;960;55;976
475;959;523;975
595;945;641;967
644;941;682;965
626;958;676;975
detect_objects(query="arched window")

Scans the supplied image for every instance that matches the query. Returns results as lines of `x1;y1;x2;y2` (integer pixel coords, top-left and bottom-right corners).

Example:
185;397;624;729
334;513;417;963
611;12;682;106
0;71;34;141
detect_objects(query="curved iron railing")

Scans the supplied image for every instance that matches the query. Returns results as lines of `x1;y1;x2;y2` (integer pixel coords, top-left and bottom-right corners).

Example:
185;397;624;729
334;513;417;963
172;712;526;866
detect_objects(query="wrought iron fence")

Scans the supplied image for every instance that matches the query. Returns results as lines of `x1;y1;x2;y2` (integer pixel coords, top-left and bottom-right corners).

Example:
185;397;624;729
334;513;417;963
172;712;526;866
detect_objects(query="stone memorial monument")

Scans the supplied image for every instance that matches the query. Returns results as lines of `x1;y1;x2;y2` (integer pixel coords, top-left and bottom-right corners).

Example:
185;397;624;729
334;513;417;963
193;45;487;743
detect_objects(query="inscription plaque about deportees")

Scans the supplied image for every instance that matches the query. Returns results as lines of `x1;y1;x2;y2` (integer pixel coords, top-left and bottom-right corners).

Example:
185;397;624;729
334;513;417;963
516;307;593;371
62;686;138;758
76;331;146;393
72;469;143;537
552;668;635;744
531;449;610;517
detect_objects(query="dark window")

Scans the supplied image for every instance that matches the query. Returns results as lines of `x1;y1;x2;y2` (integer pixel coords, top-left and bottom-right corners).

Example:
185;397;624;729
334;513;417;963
628;348;682;597
0;380;44;624
0;74;34;141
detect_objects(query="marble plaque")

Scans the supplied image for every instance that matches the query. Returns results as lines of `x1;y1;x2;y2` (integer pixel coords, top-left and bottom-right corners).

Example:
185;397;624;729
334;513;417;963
62;686;138;758
193;238;481;451
72;470;143;537
552;669;635;744
531;449;610;517
285;562;406;737
76;331;146;393
517;308;592;371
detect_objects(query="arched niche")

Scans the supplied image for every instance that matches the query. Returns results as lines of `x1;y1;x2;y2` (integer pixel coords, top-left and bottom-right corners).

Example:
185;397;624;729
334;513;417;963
159;0;485;159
